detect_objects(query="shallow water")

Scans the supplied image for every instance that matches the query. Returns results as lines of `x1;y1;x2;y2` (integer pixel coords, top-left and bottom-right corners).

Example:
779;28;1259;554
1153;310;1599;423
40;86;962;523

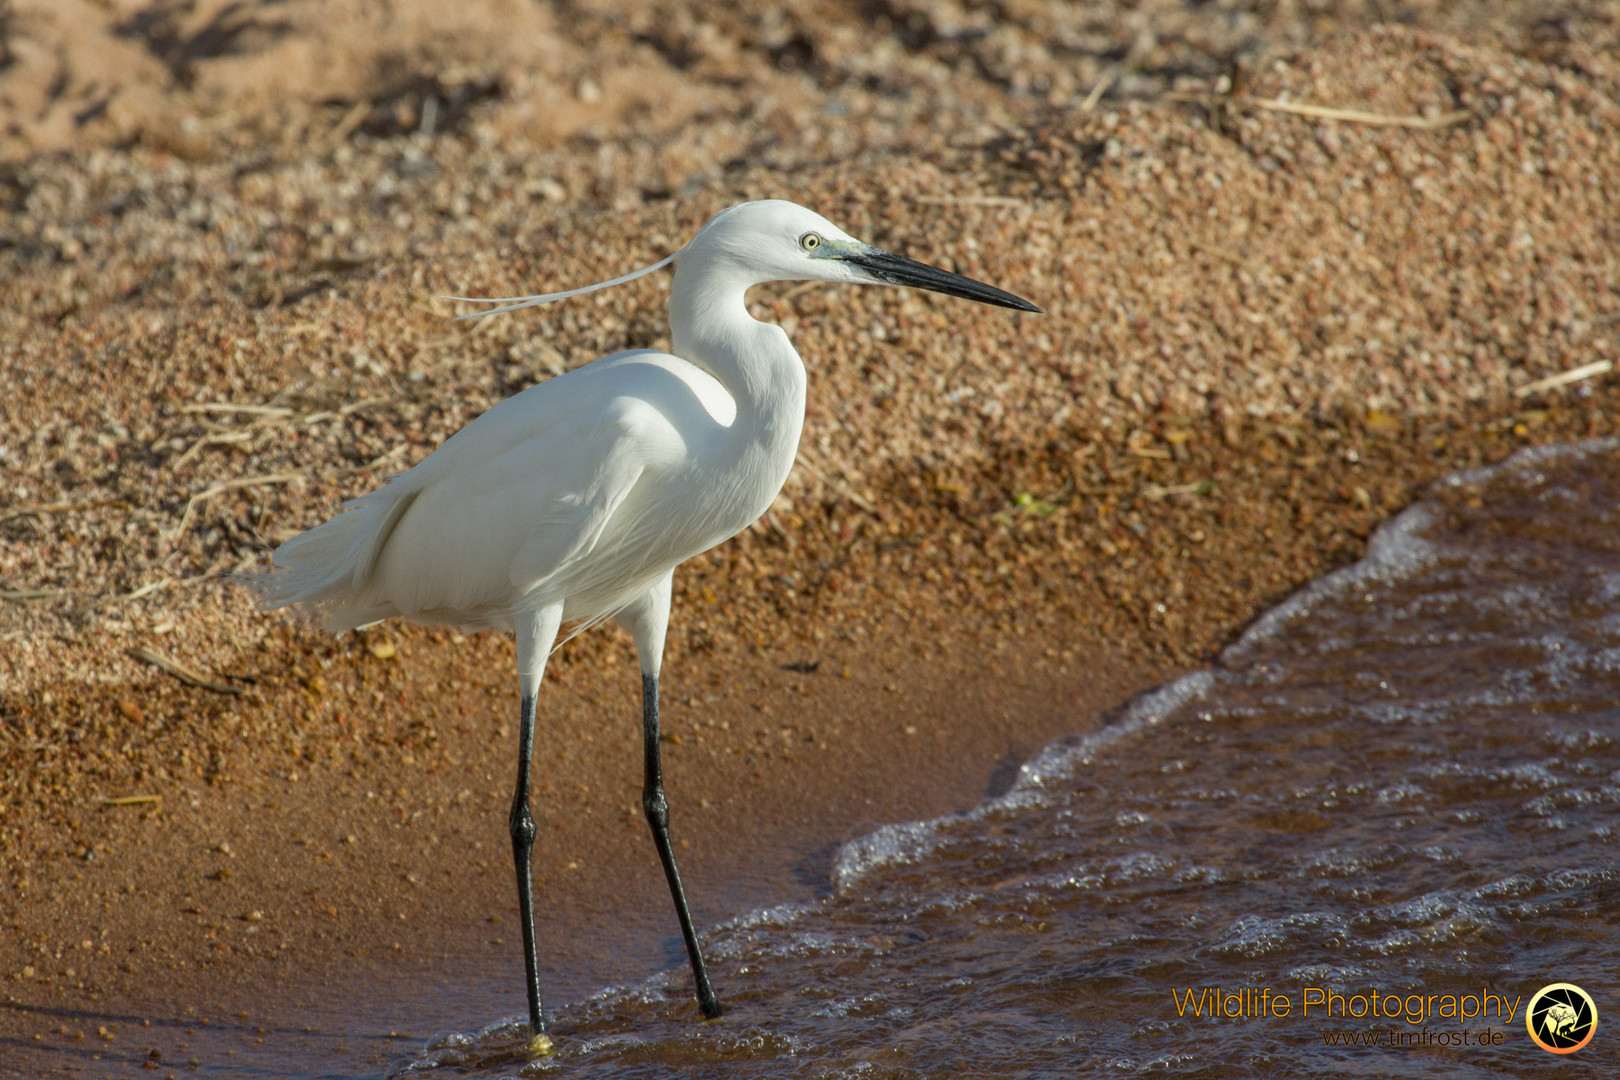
394;440;1620;1078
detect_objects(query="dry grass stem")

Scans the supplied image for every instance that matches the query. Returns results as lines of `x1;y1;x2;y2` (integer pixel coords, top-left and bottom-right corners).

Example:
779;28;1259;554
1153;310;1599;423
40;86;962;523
1249;97;1470;129
298;398;391;426
1514;359;1613;399
181;403;297;418
354;444;412;475
0;588;68;602
0;498;131;525
174;472;304;536
171;430;255;469
913;196;1025;207
1081;72;1115;112
794;451;878;515
1142;480;1211;501
117;579;173;602
1184;239;1247;266
319;100;371;153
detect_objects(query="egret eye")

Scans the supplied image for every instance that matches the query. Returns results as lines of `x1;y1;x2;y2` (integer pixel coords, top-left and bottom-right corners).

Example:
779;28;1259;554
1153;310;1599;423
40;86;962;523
799;232;823;253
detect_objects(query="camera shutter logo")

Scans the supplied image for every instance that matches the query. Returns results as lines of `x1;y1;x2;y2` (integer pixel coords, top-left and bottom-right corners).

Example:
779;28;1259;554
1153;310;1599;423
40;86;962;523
1526;982;1597;1055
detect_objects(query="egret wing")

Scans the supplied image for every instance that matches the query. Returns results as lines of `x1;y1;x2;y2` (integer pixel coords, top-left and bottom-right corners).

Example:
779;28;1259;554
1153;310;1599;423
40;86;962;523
256;352;698;632
361;394;678;624
507;437;645;591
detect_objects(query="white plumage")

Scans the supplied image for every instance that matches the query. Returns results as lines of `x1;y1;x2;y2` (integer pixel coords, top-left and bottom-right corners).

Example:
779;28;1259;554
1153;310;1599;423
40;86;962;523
256;349;752;633
247;199;1038;1046
255;202;832;637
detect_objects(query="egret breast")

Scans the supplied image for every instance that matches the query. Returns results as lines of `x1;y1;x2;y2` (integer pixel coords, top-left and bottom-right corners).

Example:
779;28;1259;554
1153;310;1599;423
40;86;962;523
599;350;737;428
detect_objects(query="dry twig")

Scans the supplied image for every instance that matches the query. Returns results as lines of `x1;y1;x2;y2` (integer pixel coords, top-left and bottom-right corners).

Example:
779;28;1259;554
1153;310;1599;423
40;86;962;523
127;647;242;696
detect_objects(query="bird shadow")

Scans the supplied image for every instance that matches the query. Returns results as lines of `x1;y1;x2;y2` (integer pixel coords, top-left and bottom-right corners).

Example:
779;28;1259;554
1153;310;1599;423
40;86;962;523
790;840;844;899
984;750;1028;800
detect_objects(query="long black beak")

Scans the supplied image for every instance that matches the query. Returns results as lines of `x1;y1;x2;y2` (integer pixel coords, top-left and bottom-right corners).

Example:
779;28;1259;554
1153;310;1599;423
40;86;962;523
840;248;1042;313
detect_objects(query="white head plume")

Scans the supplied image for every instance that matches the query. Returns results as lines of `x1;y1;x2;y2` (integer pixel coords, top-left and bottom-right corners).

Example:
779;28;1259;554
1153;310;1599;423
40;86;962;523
440;198;1040;322
442;244;689;321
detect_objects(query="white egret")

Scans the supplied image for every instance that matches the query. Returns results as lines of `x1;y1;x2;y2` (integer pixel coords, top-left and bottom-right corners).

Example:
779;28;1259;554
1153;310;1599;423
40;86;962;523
250;199;1038;1048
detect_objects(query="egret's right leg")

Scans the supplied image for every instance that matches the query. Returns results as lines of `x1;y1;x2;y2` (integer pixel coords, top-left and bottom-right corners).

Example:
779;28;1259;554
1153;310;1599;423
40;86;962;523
617;573;723;1019
510;604;564;1050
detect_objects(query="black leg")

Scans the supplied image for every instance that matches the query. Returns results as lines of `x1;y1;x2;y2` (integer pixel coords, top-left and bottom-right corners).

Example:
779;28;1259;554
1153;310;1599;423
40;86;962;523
508;691;551;1049
640;672;723;1018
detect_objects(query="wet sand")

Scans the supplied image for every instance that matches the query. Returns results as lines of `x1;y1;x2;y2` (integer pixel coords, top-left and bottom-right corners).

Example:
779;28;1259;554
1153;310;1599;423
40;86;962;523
3;1;1619;1075
3;622;1171;1076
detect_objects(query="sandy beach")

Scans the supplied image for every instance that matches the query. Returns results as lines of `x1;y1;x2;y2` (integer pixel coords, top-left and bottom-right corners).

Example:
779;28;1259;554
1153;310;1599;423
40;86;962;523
3;1;1618;1074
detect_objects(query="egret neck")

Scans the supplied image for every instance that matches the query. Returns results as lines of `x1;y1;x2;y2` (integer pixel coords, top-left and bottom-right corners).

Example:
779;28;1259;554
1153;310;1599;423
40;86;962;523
668;255;808;493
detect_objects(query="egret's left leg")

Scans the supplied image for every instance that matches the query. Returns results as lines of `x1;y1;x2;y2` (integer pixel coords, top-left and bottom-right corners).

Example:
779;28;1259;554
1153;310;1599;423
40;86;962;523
617;572;723;1019
511;603;564;1049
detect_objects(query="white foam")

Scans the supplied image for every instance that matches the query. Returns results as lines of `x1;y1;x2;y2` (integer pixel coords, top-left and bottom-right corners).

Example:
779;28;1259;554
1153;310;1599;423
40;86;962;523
1205;911;1353;958
1229;503;1444;663
1231;438;1620;666
830;669;1222;892
1009;670;1220;795
830;820;947;894
1439;436;1619;490
712;902;808;933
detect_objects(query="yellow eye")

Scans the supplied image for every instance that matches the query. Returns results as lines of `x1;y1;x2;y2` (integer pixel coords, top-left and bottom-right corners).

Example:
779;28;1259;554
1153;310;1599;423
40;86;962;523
799;232;823;252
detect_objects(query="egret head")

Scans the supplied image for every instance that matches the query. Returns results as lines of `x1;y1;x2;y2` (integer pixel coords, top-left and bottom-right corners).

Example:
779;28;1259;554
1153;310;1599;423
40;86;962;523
445;198;1039;319
685;199;1041;312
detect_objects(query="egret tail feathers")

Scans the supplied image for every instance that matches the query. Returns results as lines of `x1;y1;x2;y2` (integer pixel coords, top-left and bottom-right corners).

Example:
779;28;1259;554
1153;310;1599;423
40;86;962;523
242;488;418;634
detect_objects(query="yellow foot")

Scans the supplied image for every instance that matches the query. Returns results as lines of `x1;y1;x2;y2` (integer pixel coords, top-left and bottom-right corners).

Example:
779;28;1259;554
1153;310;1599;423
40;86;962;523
526;1031;555;1058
